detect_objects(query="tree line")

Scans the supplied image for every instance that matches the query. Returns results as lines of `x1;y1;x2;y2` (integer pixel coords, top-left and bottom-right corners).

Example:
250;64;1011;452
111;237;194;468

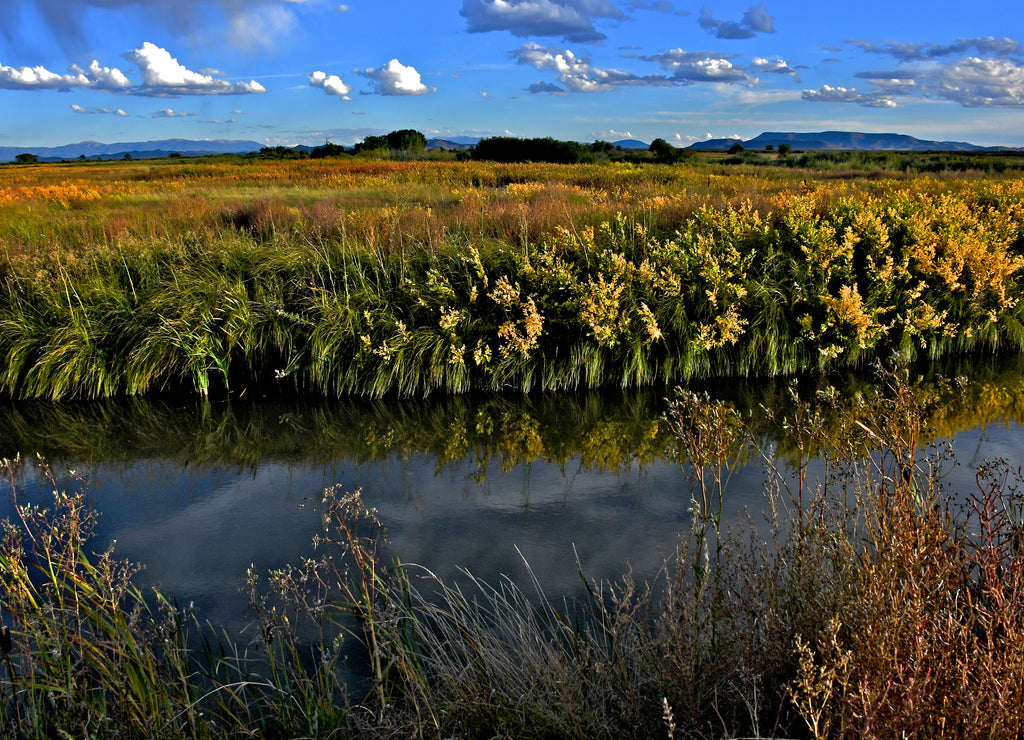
252;129;690;164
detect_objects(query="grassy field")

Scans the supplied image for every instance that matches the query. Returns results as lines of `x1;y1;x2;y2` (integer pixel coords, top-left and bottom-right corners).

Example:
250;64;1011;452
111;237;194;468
2;155;1024;398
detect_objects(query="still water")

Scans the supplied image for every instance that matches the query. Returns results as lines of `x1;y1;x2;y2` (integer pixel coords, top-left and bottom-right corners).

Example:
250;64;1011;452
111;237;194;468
1;364;1023;637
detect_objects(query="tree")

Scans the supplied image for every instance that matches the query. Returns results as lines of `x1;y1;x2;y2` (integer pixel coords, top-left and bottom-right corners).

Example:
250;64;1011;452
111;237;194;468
311;142;348;159
385;129;427;152
353;135;388;154
123;152;132;160
473;136;592;164
649;138;676;162
14;153;38;164
778;143;792;155
727;142;745;155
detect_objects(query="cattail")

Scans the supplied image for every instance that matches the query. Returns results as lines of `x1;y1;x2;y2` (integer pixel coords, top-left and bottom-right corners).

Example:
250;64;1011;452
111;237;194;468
0;626;12;657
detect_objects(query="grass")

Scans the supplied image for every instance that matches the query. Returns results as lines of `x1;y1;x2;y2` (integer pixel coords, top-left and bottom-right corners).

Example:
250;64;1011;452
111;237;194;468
1;366;1024;737
3;159;1024;399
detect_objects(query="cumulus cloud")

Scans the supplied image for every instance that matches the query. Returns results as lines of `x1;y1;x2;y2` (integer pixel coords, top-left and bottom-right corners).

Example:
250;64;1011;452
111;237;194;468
309;70;352;100
0;63;91;90
936;57;1024;107
0;42;267;96
461;0;624;43
334;3;351;9
698;3;774;40
802;84;897;108
750;57;800;79
512;42;760;92
644;48;754;83
848;36;1022;62
71;104;127;115
0;55;131;91
123;42;266;96
360;59;432;95
154;108;196;117
511;43;591;74
828;39;1024;108
513;42;688;92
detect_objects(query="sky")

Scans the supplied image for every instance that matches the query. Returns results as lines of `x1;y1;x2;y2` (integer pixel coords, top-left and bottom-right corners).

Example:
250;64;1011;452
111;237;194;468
2;0;1024;149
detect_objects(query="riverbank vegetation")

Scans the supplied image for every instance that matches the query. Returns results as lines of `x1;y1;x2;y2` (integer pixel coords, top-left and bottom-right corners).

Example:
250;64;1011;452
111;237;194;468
1;366;1023;738
0;356;1022;475
3;157;1024;399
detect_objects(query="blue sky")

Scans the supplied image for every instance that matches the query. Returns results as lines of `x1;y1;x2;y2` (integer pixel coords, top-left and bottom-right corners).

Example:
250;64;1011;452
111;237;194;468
2;0;1024;148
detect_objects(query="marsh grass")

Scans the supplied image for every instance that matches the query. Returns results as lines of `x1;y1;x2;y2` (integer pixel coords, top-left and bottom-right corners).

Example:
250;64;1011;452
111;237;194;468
4;160;1024;400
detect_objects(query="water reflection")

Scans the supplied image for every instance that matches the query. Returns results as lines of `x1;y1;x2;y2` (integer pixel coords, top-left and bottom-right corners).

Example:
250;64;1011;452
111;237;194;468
2;360;1024;636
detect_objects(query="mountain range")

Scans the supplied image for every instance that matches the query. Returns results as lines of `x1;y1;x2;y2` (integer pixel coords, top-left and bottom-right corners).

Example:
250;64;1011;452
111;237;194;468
687;131;1014;152
2;131;1018;163
0;138;264;162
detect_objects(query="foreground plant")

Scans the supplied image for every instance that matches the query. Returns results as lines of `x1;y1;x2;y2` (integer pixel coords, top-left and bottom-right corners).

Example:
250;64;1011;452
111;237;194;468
0;458;203;739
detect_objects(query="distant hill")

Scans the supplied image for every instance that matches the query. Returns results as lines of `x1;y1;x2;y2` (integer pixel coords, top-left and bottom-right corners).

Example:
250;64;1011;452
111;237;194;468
426;138;476;151
0;139;264;163
614;139;649;150
688;131;1012;152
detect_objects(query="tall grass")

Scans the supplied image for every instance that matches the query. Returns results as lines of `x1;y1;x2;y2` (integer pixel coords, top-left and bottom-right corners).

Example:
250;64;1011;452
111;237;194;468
3;160;1024;399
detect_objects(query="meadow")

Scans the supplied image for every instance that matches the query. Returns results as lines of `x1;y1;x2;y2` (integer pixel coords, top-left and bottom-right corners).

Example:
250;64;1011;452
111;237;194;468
2;155;1024;399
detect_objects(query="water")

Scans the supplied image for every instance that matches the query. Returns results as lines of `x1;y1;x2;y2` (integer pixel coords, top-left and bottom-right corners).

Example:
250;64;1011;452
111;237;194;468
2;364;1024;638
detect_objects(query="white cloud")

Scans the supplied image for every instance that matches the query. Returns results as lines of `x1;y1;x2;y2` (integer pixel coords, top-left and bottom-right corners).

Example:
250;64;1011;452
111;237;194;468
309;70;352;100
361;59;432;95
802;84;897;108
73;60;132;88
154;108;196;117
645;49;753;83
0;57;131;91
937;57;1024;107
0;63;89;89
514;42;694;92
71;104;127;115
123;42;267;96
751;57;799;79
334;3;351;9
511;43;590;74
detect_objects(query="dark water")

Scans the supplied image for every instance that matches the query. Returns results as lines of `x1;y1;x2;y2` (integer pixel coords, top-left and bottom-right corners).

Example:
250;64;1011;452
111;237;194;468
2;364;1024;636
